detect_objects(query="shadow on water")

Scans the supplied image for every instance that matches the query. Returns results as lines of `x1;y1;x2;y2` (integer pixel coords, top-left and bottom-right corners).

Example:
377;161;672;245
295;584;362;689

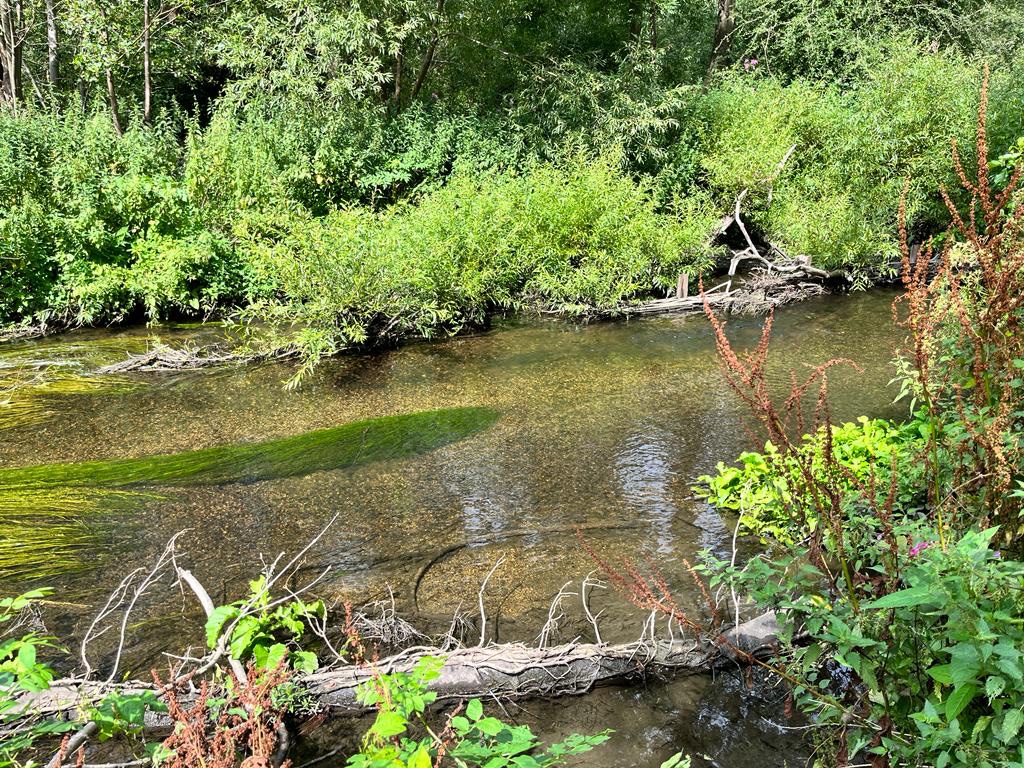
0;407;499;579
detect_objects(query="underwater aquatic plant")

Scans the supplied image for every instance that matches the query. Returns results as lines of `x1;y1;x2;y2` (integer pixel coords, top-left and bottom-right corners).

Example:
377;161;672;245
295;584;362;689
0;407;499;580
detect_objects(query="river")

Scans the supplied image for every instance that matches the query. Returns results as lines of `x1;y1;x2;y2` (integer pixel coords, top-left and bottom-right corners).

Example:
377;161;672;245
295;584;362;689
0;290;905;767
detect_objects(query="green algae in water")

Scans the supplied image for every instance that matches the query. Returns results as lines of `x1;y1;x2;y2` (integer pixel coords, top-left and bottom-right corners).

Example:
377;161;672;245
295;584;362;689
2;407;499;489
0;406;500;579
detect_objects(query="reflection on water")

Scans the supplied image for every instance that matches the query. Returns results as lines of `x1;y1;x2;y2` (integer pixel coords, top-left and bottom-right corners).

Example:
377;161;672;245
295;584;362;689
0;290;905;766
616;425;679;555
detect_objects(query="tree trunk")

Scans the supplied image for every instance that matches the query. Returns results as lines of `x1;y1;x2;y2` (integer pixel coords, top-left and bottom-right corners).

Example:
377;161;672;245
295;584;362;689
45;0;58;87
142;0;151;122
9;613;781;726
391;47;402;109
0;0;23;109
409;0;444;102
627;0;643;44
649;2;658;49
105;66;123;135
705;0;734;84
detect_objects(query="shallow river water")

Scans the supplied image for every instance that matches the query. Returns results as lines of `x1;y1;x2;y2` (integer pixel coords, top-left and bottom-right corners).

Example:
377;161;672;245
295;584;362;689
0;291;906;767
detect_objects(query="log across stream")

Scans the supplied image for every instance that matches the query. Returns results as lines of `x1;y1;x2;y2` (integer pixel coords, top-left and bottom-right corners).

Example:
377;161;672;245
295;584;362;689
18;613;781;727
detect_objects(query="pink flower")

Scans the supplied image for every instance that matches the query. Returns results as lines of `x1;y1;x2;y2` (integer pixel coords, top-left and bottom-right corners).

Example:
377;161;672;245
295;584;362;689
908;541;933;558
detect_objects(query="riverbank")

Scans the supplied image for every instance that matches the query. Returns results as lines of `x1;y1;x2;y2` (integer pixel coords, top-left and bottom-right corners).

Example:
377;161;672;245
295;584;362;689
4;45;1020;376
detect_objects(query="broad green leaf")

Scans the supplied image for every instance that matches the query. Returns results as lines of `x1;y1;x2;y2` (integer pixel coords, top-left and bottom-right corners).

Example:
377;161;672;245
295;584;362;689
292;650;318;673
926;665;953;686
263;643;289;670
408;747;432;768
204;606;240;649
1002;709;1024;744
466;698;483;721
371;711;407;739
986;676;1006;701
945;685;977;721
862;586;934;611
476;717;505;737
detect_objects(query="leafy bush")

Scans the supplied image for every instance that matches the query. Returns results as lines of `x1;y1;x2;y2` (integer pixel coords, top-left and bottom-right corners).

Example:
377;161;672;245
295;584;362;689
203;576;325;673
696;417;927;542
696;45;979;274
187;105;523;219
240;157;719;377
705;526;1024;767
350;655;611;768
729;0;997;80
0;590;77;768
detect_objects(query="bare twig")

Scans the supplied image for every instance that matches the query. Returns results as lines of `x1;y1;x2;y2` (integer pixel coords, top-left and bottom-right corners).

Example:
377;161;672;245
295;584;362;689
477;557;506;647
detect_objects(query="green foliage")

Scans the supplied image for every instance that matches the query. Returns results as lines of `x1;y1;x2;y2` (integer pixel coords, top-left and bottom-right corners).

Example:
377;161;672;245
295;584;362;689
204;576;324;673
349;656;611;768
729;0;999;80
697;45;980;274
86;690;166;742
0;110;249;324
0;590;78;768
696;417;927;542
695;76;1024;766
239;156;717;374
705;527;1024;767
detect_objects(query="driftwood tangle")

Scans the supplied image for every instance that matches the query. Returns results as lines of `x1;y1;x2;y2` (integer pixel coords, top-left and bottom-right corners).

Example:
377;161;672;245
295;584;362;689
97;343;261;373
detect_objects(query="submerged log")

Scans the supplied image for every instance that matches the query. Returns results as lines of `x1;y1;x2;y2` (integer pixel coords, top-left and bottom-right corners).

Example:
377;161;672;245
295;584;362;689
15;613;780;727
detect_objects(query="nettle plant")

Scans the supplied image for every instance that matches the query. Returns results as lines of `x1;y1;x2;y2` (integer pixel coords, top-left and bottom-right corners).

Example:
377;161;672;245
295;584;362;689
204;576;324;673
349;656;611;768
704;525;1024;767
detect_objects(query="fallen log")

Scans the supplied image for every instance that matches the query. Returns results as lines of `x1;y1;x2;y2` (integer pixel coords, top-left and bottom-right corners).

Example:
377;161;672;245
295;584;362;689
0;322;50;343
307;611;780;713
16;612;780;727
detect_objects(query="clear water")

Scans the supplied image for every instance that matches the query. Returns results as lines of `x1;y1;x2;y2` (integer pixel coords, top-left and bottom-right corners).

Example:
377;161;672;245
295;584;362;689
0;291;906;767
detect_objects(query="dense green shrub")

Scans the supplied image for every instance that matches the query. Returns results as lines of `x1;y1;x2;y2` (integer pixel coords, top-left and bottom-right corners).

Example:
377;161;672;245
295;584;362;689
729;0;1006;80
239;157;719;377
0;42;1017;351
705;525;1024;767
695;45;979;274
696;417;927;542
0;110;251;324
187;105;523;220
